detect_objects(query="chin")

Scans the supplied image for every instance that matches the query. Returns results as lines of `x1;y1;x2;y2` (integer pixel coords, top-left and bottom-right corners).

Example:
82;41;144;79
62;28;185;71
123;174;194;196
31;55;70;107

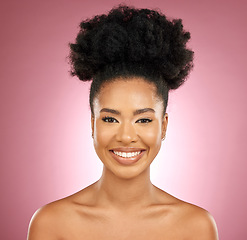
103;157;153;180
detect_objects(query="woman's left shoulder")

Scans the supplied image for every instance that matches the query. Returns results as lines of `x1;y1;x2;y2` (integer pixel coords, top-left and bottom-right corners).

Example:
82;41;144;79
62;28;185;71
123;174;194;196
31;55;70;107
178;201;219;240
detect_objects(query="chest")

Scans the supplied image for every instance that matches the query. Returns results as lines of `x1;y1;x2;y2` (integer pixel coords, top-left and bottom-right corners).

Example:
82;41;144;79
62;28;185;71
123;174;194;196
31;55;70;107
58;214;187;240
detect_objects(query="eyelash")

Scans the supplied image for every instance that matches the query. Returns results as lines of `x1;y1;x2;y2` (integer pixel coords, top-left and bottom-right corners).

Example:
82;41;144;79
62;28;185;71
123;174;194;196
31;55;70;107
102;116;152;124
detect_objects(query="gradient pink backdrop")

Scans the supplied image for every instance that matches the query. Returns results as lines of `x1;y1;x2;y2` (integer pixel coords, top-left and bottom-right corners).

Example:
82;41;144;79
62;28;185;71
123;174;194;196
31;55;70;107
0;0;246;239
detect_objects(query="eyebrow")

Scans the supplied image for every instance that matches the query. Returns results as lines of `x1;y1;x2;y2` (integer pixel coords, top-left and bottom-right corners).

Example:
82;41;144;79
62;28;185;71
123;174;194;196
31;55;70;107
100;108;155;115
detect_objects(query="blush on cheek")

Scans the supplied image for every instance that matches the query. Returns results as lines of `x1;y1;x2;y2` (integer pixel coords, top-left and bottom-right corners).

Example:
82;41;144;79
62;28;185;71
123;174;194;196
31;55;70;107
142;130;161;146
95;125;114;148
141;127;161;138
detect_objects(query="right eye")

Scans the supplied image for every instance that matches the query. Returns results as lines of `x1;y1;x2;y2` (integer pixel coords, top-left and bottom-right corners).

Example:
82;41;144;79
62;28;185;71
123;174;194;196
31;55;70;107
102;116;118;123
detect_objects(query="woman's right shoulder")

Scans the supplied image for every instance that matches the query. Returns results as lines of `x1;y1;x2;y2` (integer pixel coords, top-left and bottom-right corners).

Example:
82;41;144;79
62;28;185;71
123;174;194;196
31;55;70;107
27;187;95;240
27;198;72;240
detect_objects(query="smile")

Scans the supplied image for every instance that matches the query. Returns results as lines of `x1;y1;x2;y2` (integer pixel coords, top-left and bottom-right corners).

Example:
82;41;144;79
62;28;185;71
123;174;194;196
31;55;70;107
113;151;141;158
109;148;146;165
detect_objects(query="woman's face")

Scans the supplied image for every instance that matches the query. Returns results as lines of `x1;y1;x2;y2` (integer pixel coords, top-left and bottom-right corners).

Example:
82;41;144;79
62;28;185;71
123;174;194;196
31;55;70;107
92;77;168;179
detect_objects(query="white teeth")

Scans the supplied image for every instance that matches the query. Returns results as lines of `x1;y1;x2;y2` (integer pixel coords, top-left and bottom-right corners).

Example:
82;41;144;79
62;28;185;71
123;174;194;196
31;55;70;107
113;151;141;158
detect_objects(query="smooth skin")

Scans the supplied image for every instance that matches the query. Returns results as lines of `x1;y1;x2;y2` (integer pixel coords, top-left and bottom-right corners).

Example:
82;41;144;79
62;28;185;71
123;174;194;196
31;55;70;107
27;77;218;240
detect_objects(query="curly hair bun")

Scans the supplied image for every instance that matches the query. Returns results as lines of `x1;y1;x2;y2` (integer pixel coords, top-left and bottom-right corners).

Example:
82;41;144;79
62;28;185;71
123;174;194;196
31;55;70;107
69;5;194;90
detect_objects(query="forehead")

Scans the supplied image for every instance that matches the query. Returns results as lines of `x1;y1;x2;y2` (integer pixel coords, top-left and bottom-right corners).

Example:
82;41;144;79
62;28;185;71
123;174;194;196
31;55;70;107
94;77;163;111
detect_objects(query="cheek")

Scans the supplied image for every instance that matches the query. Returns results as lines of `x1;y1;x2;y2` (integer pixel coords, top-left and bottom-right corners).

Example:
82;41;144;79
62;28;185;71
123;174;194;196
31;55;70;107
94;121;115;148
138;124;162;147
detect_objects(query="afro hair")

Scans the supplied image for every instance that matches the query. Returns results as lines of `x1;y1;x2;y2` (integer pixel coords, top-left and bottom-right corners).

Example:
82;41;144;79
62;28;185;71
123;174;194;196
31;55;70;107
69;5;194;90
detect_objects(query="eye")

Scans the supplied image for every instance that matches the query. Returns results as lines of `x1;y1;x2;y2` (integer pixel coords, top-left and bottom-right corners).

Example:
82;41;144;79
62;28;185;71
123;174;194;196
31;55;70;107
136;118;152;124
102;116;119;123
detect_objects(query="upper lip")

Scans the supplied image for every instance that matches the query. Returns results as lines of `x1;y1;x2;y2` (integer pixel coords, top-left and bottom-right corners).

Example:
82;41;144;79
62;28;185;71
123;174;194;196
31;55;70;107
110;147;145;152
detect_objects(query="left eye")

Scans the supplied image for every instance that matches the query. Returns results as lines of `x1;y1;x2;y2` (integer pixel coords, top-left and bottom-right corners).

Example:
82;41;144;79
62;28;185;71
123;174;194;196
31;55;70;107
136;118;152;123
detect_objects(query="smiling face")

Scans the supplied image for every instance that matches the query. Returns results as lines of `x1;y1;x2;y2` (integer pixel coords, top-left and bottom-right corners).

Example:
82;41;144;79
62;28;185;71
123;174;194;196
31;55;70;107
91;77;168;179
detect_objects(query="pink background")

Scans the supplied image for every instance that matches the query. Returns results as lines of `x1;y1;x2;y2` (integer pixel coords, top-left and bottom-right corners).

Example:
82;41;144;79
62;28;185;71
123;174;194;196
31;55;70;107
0;0;246;239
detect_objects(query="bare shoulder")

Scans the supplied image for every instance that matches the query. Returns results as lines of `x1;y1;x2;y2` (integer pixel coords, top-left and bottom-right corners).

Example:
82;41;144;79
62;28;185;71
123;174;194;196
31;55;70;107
154;187;218;240
175;200;219;240
27;198;70;240
27;184;96;240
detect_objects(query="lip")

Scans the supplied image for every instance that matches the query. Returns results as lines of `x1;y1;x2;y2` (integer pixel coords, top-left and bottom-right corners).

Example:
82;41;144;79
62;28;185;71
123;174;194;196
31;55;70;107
109;148;146;165
110;147;145;152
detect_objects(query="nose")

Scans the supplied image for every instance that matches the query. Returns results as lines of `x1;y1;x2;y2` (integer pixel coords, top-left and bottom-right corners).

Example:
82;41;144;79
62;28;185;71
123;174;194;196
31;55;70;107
115;121;138;144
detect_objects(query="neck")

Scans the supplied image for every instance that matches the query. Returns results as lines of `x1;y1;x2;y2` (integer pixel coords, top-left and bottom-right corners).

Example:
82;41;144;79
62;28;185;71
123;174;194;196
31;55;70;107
94;166;156;211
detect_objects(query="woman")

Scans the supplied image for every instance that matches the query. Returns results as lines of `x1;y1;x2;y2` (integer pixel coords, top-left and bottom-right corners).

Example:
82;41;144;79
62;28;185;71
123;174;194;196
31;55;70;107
27;5;218;239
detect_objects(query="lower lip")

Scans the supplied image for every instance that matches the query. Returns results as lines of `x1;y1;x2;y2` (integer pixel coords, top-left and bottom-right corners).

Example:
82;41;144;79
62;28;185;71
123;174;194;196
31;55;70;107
109;150;145;165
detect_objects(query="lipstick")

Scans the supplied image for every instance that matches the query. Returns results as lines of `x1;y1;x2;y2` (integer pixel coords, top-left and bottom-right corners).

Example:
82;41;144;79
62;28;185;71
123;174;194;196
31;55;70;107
109;148;146;165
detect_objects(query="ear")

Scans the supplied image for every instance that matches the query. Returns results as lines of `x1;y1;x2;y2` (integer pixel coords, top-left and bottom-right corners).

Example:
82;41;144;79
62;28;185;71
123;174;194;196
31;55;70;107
91;115;95;138
161;113;168;140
